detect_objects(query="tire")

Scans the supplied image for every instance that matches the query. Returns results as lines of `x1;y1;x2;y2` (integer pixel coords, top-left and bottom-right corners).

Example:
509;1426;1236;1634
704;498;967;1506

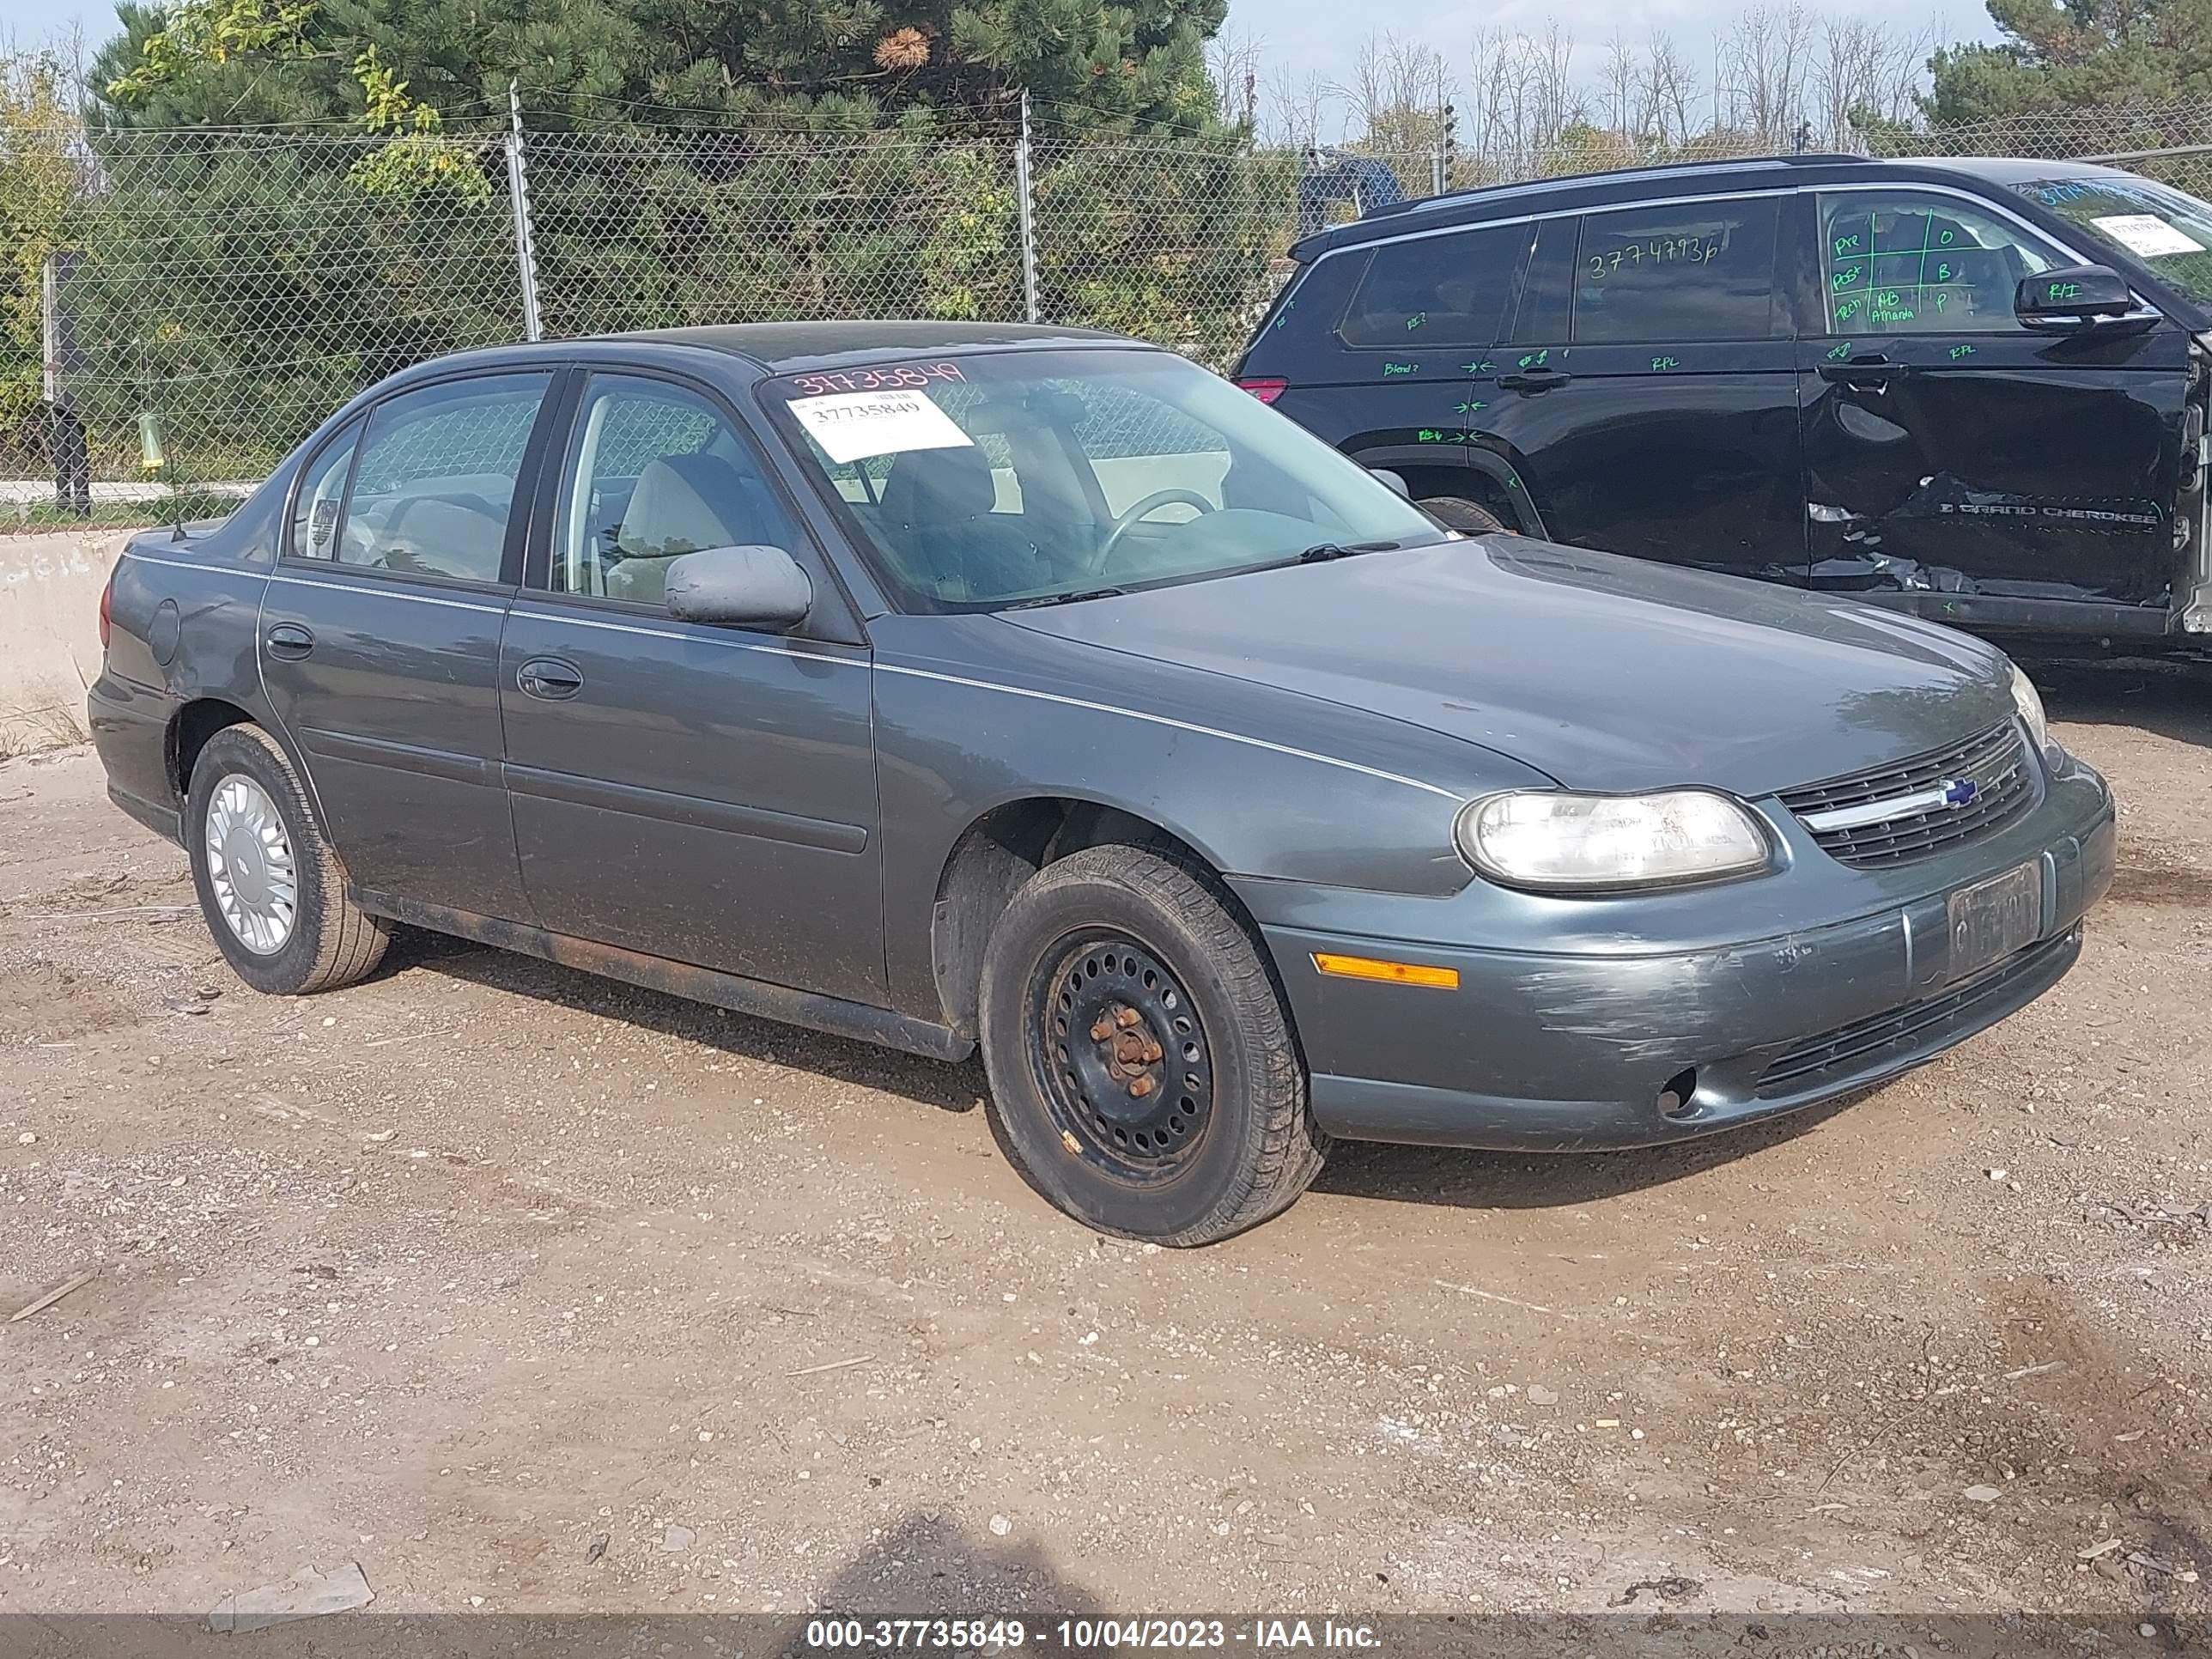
1421;495;1512;537
977;843;1326;1245
185;723;390;996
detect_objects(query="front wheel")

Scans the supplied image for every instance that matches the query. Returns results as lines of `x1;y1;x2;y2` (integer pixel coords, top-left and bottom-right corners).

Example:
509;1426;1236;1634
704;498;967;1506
977;844;1326;1244
186;724;391;996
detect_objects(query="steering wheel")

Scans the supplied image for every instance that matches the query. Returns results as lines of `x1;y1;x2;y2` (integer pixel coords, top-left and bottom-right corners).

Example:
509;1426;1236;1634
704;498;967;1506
1091;489;1218;575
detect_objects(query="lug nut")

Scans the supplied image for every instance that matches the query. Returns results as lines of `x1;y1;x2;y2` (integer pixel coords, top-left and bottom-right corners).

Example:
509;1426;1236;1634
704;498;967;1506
1090;1017;1115;1042
1127;1075;1156;1098
1114;1006;1143;1030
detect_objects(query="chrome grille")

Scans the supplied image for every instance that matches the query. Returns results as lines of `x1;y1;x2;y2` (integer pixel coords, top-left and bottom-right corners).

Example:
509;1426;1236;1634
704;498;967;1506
1779;722;2038;869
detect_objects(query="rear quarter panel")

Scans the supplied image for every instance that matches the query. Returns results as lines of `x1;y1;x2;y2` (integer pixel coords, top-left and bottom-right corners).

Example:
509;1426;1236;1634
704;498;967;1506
90;494;286;826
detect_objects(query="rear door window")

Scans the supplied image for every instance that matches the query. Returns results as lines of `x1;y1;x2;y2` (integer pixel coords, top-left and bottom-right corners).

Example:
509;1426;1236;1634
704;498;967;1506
338;373;552;585
1339;222;1532;346
1571;198;1784;343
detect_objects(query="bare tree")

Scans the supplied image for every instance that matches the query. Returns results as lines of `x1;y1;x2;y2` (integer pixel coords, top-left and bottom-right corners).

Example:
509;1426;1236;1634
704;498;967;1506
1602;28;1638;137
1638;29;1704;148
1205;24;1267;130
1334;30;1453;156
1258;66;1339;150
1717;3;1816;148
1813;15;1929;145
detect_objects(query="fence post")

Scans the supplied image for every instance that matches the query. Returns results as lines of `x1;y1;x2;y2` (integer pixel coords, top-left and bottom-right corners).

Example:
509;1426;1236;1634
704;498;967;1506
1015;91;1041;325
506;79;544;343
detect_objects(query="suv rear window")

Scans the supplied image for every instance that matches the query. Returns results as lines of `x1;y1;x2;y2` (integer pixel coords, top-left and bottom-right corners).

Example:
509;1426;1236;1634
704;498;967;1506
1571;198;1782;343
1339;223;1529;346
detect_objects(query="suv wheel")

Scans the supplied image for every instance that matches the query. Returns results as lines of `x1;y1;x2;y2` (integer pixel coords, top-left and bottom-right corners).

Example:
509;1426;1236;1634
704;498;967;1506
977;844;1327;1244
186;724;391;996
1421;495;1513;536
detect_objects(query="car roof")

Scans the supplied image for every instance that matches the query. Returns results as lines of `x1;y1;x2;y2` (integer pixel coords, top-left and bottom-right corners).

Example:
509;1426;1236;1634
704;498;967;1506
599;319;1130;373
1289;151;2159;260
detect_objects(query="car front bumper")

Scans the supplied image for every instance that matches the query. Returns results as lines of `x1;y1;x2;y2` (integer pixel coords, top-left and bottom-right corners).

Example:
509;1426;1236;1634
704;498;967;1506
1235;754;2116;1151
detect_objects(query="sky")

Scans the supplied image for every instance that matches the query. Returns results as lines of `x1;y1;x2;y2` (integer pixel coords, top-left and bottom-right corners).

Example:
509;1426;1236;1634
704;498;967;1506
9;0;2000;119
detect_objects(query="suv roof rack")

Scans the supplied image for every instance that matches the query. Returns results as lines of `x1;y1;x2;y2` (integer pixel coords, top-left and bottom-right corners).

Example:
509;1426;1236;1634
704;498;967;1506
1361;151;1869;221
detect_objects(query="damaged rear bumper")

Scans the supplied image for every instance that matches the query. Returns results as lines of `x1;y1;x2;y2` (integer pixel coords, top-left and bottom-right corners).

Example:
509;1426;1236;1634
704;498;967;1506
1237;759;2117;1152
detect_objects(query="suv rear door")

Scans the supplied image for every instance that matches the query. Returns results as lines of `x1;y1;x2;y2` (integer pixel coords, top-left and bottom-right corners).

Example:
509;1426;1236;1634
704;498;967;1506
1800;185;2190;615
1488;190;1807;581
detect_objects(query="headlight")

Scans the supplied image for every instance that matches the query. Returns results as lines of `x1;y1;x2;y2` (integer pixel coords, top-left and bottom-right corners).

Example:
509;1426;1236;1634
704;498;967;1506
2009;663;2053;757
1458;789;1774;891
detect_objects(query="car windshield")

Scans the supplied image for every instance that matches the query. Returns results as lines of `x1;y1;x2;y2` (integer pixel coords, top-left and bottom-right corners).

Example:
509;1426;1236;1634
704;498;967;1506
758;347;1448;611
2015;173;2212;305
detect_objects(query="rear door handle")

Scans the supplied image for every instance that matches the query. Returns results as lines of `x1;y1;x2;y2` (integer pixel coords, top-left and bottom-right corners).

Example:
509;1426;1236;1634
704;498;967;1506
1819;356;1909;392
516;657;584;701
1498;368;1572;393
264;623;314;660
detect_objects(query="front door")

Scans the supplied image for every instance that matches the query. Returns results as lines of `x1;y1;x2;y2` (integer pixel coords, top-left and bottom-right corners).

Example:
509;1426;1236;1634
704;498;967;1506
1801;186;2190;608
1486;192;1807;581
499;369;884;1005
258;370;554;921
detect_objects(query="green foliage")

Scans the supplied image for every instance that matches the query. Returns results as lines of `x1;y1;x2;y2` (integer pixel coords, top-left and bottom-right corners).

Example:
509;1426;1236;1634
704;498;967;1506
1;53;81;444
1925;0;2212;126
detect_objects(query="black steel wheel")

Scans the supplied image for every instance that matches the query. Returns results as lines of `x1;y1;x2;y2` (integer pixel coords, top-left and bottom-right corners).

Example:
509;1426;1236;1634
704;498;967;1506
1030;933;1215;1177
978;843;1327;1244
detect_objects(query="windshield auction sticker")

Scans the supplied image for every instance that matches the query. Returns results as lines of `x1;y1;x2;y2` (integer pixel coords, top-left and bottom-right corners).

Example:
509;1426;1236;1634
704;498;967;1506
2090;213;2205;257
788;388;976;465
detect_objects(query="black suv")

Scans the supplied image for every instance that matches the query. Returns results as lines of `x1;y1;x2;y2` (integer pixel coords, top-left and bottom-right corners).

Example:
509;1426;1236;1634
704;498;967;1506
1235;153;2212;650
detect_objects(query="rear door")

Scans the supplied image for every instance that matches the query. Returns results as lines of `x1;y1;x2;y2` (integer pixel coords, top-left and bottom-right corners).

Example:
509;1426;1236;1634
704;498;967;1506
1801;185;2189;607
499;368;884;1004
1488;191;1807;581
259;370;556;921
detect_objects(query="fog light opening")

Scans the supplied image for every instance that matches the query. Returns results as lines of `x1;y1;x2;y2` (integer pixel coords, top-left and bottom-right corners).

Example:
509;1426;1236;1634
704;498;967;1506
1656;1068;1701;1121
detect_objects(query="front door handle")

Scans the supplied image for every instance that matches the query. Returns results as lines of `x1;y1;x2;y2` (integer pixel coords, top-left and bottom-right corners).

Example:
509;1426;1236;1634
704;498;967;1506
1819;355;1909;392
1498;368;1572;393
264;623;314;660
516;657;584;701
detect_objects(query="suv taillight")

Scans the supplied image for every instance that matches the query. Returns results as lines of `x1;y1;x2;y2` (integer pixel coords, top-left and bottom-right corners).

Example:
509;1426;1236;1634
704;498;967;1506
1236;376;1287;404
98;566;114;650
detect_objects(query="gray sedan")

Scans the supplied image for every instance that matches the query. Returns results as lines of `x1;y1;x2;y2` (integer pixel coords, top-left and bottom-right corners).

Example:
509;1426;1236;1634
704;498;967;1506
89;323;2115;1243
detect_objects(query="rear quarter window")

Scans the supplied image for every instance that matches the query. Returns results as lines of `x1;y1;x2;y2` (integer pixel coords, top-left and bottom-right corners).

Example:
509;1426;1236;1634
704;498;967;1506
1337;222;1531;347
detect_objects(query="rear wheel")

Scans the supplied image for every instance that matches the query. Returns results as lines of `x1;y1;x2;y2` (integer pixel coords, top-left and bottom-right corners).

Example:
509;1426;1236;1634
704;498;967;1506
1420;495;1512;536
978;844;1326;1244
186;724;390;996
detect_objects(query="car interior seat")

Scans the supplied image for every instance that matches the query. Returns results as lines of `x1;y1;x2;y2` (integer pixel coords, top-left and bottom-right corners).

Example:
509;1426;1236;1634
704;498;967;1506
607;452;760;605
877;445;1040;599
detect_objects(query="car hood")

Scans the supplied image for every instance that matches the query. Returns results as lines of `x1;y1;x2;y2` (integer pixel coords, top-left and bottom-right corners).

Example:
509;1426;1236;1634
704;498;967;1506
1000;538;2015;799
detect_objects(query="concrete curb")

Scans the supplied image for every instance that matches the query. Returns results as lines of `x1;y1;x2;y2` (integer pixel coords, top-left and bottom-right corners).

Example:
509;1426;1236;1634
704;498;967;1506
2;529;138;757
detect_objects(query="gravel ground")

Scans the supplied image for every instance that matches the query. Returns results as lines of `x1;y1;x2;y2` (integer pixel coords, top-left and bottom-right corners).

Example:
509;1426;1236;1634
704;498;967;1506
1;661;2209;1621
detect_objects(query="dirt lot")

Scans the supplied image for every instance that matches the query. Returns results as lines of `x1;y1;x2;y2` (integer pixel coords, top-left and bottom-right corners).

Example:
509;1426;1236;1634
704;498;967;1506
2;662;2210;1623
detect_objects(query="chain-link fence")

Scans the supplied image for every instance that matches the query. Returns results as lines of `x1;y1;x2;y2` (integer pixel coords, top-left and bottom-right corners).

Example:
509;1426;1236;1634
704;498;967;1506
14;104;2212;531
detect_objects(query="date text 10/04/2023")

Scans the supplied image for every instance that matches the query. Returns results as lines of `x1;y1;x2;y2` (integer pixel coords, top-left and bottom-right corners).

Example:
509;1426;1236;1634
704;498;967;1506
803;1620;1384;1650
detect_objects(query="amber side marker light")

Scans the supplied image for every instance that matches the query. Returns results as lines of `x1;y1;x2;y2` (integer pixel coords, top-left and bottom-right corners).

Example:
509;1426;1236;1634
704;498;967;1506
1311;952;1461;990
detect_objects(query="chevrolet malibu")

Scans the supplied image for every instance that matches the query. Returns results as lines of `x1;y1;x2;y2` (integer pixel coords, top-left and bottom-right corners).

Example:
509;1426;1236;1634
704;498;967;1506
88;323;2117;1244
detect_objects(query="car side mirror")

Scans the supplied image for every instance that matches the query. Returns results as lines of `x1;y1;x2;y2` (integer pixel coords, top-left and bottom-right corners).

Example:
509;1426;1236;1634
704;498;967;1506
1369;466;1411;498
2015;264;2141;332
662;544;812;631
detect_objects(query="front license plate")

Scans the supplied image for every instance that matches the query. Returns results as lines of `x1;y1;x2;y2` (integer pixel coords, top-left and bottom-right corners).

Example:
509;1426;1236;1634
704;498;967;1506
1947;861;2043;981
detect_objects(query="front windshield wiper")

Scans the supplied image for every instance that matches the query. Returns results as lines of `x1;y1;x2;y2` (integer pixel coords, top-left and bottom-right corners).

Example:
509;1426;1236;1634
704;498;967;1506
1003;586;1128;610
1296;539;1406;562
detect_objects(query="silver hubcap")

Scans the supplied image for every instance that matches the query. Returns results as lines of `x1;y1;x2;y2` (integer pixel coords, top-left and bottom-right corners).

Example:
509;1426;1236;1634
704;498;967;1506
204;775;298;956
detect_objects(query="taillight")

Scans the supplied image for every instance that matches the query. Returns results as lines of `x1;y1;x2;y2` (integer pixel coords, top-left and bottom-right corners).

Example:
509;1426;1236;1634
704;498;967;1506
1237;376;1288;405
98;567;114;650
